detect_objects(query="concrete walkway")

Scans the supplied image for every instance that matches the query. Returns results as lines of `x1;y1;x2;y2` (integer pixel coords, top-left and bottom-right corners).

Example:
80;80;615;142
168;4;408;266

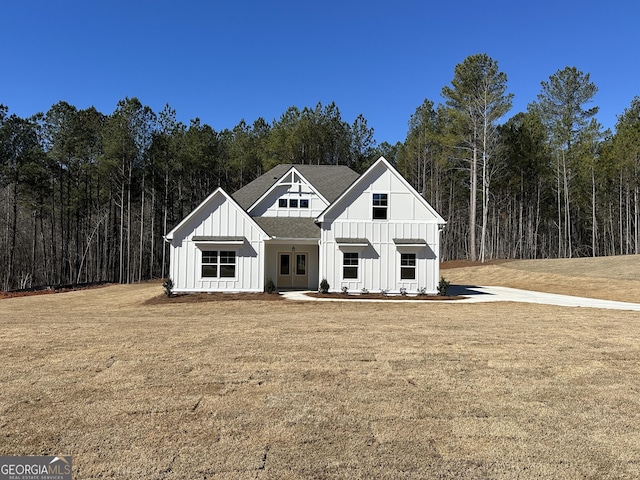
281;286;640;312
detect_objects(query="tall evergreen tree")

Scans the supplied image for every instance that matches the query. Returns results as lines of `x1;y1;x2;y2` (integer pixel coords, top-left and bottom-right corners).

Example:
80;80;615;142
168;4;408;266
532;66;598;257
442;54;512;261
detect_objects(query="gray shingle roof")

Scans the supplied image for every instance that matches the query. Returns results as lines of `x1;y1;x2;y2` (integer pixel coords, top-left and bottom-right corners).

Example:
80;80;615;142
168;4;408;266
335;238;370;246
393;238;427;245
191;236;245;242
232;164;359;210
253;217;320;239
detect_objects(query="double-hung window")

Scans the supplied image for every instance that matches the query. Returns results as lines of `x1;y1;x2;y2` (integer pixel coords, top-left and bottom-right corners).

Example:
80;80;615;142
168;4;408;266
202;251;236;278
400;253;416;280
373;193;388;219
343;252;359;279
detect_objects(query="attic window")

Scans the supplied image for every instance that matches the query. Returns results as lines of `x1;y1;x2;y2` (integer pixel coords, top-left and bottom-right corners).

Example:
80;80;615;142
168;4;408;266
373;193;388;220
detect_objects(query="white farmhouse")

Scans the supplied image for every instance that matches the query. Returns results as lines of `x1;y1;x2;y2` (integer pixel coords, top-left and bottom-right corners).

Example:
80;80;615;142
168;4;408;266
164;156;446;294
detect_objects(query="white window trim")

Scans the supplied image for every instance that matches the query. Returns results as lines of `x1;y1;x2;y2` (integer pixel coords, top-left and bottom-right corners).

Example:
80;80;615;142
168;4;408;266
200;250;238;280
399;252;417;281
342;252;359;281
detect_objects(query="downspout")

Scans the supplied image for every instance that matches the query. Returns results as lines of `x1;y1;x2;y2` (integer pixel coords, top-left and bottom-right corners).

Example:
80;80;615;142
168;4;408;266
315;219;324;291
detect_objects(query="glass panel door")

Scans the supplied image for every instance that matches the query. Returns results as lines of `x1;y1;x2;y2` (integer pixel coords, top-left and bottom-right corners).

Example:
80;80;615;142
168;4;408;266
296;254;306;275
277;253;292;288
292;253;308;288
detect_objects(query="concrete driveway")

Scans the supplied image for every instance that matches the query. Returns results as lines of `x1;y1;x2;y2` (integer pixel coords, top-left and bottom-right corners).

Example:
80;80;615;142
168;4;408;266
282;286;640;312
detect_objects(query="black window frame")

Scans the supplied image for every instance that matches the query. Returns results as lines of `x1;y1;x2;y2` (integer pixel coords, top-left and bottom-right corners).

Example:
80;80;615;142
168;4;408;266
202;251;218;277
400;253;416;280
373;193;388;220
343;252;359;279
201;250;236;278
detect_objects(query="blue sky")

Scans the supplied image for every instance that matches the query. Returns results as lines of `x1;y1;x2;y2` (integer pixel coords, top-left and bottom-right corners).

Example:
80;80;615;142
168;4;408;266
2;1;638;145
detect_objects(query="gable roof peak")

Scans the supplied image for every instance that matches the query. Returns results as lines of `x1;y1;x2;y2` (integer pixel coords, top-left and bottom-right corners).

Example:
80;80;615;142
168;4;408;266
232;163;359;211
315;156;446;224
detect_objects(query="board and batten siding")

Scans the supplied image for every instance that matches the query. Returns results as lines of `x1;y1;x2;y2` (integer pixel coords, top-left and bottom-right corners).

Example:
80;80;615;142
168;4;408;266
248;182;329;218
168;192;266;293
319;161;442;294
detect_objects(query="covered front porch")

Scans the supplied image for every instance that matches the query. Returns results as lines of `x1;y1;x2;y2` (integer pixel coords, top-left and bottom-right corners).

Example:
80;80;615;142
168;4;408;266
264;240;319;291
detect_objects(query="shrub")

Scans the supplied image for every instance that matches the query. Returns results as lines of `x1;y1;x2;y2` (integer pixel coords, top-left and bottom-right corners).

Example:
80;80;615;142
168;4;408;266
265;277;276;294
417;287;427;296
380;289;388;296
360;287;369;295
341;286;349;295
319;278;330;294
437;276;450;296
399;287;407;296
162;277;174;298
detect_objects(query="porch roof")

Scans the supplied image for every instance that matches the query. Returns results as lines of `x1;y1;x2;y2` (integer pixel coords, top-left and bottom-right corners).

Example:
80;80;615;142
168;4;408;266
253;216;320;240
393;238;427;246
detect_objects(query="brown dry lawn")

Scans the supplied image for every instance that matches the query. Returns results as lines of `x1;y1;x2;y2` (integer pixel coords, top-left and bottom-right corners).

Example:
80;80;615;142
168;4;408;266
442;255;640;303
1;256;640;479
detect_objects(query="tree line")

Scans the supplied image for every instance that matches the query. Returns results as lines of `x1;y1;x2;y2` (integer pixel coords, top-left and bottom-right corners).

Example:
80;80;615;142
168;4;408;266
1;54;639;290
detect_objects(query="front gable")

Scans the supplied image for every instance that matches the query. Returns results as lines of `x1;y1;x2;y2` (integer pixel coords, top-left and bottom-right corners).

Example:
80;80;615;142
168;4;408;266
165;188;269;293
316;157;446;225
165;188;268;245
247;166;330;218
316;157;445;295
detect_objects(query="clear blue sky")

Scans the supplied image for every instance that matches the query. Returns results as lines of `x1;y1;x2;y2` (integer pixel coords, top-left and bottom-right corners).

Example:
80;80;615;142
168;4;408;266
2;0;638;145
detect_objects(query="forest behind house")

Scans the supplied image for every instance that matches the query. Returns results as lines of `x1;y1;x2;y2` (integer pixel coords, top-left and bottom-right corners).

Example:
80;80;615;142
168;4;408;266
2;54;639;291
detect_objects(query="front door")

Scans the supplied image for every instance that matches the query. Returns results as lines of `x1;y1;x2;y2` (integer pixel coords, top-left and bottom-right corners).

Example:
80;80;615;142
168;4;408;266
277;252;308;289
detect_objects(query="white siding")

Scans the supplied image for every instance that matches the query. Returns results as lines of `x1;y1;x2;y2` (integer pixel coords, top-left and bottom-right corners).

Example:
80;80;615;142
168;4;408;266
319;162;441;294
169;192;266;293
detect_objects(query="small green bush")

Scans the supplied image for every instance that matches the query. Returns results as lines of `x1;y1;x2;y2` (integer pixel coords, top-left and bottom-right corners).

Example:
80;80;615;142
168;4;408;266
437;276;450;296
162;277;174;298
319;278;330;294
265;277;276;294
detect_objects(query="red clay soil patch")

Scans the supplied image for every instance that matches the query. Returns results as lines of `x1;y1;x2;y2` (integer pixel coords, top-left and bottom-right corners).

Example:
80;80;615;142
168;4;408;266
144;292;285;305
307;293;462;301
0;283;114;300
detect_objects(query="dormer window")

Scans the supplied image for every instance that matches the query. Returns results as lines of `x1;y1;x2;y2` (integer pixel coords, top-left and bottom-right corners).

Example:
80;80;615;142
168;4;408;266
373;193;388;220
278;197;309;209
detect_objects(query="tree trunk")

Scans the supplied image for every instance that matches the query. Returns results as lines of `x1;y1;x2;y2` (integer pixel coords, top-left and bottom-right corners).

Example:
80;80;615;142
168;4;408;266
592;164;597;257
138;172;145;283
469;143;477;261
